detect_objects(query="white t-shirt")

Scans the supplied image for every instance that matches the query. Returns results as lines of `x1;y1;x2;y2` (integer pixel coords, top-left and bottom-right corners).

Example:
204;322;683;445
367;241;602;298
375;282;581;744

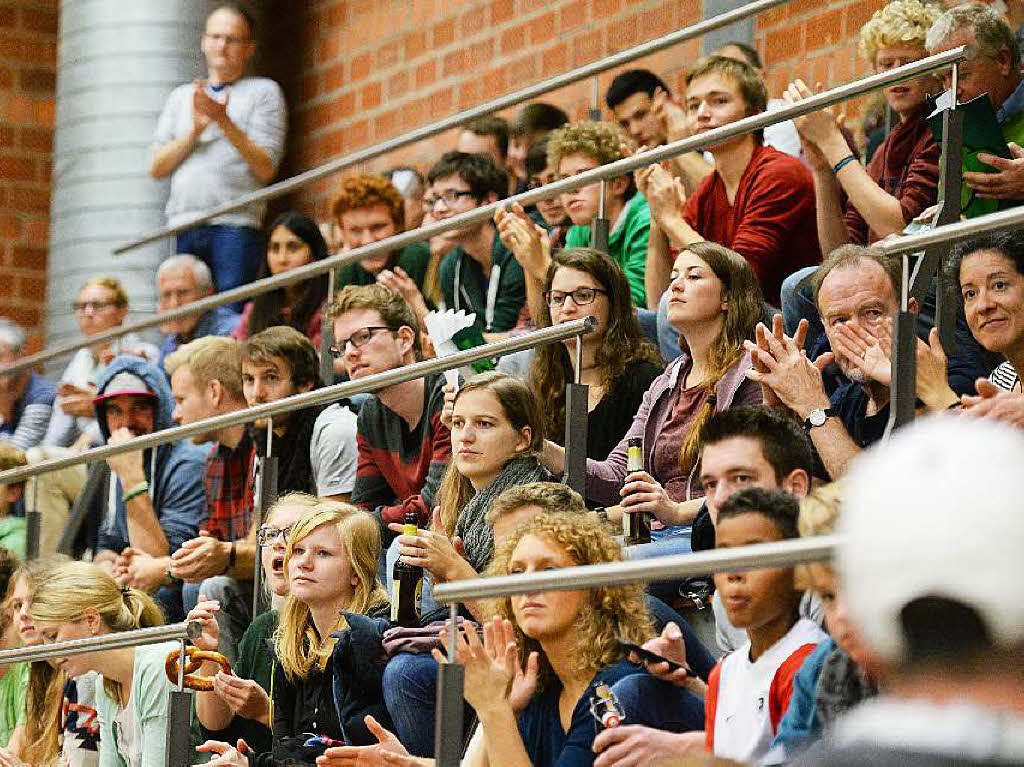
311;403;359;497
707;617;827;764
111;690;142;767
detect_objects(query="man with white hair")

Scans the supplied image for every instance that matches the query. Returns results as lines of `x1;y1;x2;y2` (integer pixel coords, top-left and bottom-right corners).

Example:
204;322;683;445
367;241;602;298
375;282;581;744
156;253;240;366
0;317;55;450
794;416;1024;765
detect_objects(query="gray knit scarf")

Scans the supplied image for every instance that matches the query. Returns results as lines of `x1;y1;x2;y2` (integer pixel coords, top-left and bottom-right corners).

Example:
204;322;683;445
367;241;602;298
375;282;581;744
454;456;550;572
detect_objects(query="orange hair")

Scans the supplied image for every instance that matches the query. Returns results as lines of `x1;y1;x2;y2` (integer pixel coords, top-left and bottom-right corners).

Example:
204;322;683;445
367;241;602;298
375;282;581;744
331;174;405;230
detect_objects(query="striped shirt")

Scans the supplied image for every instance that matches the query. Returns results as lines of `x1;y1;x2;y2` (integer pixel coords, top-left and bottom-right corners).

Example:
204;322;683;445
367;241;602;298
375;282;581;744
990;361;1021;392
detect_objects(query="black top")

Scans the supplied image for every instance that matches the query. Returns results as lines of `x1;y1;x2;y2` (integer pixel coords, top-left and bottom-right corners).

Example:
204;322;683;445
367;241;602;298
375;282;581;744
588;360;662;461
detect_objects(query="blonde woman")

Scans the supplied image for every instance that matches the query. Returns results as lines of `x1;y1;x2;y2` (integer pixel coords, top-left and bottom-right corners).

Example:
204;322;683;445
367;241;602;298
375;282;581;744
28;561;168;767
198;501;391;766
188;493;317;756
440;513;653;767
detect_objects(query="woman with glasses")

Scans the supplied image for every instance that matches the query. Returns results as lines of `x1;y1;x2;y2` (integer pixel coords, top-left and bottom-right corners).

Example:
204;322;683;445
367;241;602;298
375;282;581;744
44;277;159;449
188;493;316;756
198;499;392;766
540;242;763;553
233;212;330;348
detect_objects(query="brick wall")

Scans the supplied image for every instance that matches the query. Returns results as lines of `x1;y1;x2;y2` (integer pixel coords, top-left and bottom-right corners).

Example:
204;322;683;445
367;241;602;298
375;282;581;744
273;0;888;219
0;0;56;352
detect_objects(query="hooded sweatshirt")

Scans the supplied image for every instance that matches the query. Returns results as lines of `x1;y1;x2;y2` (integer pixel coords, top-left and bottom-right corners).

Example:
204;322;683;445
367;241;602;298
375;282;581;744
94;356;208;554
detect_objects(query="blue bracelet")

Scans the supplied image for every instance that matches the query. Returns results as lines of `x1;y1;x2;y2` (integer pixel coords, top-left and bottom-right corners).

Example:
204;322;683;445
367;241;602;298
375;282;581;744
832;154;857;174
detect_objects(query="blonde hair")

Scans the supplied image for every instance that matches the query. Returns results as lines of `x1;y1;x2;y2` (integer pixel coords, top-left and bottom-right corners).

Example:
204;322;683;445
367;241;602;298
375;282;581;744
29;561;164;702
11;555;70;766
488;513;652;691
859;0;940;63
796;483;843;591
79;276;128;308
274;501;388;681
547;120;635;172
436;372;545;536
164;336;246;402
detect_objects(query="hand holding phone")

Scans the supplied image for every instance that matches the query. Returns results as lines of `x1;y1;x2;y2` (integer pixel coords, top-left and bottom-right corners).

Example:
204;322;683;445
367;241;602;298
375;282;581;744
616;638;690;675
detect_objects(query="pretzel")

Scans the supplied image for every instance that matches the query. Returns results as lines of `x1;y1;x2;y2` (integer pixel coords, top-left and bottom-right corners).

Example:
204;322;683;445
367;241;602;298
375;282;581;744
164;646;232;691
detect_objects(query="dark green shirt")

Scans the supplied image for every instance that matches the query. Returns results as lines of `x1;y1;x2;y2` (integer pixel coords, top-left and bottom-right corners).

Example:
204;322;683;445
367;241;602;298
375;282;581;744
439;232;526;332
334;242;431;290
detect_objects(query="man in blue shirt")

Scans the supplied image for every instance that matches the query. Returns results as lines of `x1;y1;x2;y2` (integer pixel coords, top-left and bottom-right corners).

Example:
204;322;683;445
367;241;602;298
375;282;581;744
0;317;55;451
156;254;240;367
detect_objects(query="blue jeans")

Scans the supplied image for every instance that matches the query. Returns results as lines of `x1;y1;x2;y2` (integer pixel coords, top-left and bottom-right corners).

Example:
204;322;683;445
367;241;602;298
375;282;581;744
176;224;264;309
780;266;823;347
383;652;474;757
610;673;705;733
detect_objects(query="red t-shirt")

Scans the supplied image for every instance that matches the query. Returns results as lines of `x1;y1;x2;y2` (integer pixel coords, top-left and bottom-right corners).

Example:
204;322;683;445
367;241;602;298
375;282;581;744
684;144;822;306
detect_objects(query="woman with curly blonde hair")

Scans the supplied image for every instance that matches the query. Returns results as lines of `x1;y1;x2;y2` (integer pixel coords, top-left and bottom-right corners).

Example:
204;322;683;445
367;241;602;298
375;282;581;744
440;513;654;767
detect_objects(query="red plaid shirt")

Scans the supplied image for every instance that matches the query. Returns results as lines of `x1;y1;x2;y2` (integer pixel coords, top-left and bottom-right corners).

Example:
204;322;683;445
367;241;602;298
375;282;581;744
203;430;257;542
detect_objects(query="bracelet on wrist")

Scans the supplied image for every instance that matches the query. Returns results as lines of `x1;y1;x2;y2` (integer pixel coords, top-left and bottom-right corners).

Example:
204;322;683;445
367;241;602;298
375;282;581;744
122;481;150;504
221;541;237;575
832;154;857;174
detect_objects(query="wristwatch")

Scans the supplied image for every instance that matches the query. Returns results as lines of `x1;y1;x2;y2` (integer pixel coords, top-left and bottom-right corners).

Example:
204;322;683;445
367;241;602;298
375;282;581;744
803;407;836;432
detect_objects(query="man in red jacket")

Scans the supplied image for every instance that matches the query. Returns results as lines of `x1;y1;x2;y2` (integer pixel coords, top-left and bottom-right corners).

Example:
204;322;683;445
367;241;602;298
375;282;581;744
642;56;821;314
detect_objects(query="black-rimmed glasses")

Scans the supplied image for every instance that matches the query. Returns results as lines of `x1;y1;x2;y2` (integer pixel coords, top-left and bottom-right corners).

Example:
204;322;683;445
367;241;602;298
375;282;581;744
328;326;393;358
542;287;609;308
257;523;294;547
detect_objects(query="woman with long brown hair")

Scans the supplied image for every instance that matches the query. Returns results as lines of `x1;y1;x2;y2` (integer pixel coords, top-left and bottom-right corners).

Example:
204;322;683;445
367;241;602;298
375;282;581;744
541;241;763;550
529;247;662;468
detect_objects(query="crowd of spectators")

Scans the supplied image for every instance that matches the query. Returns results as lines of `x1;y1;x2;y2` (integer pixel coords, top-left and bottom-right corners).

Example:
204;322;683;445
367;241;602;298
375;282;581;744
1;1;1024;765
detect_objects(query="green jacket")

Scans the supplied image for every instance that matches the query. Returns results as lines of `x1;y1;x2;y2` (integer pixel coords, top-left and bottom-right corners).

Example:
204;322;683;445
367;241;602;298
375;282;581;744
334;242;431;289
0;662;26;747
964;110;1024;218
439;233;526;332
564;192;651;306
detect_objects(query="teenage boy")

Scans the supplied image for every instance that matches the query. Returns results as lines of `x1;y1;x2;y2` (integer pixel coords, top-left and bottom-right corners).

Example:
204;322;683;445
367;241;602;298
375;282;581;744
548;120;651;307
605;69;712;195
328;285;451;528
165;336;260;656
241;326;357;499
643;56;820;309
456;115;510;183
428;151;526;334
507;102;569;192
331;174;431;308
706;488;827;762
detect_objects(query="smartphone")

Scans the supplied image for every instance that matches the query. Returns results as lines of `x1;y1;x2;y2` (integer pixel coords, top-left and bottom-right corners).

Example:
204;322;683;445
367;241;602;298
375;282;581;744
617;639;689;674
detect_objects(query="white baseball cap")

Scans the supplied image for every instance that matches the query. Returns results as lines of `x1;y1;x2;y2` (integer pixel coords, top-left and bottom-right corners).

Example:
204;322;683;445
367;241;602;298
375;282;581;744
839;416;1024;664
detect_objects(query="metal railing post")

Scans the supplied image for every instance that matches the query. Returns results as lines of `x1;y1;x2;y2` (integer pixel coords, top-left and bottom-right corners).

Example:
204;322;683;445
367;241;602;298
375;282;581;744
320;269;337;386
165;639;194;767
0;620;200;664
25;476;40;560
887;253;918;437
252;418;278;619
563;333;589;496
590;180;610;253
433;602;464;767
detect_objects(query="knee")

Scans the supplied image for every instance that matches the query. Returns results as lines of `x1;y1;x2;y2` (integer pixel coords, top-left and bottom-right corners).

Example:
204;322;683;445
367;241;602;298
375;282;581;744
383;653;437;701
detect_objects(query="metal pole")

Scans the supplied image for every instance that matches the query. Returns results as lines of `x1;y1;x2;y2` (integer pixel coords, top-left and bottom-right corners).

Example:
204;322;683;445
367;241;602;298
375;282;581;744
26;476;40;560
253;417;278;619
1;48;967;378
590;180;610;253
434;536;838;602
563;333;589;496
0;620;200;664
165;638;193;767
589;76;602;121
113;0;794;255
0;318;598;486
320;269;337;386
434;602;464;767
886;254;917;437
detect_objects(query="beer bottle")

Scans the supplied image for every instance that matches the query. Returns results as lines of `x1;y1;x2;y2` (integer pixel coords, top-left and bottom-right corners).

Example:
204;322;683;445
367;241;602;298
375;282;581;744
391;512;423;626
623;437;651;545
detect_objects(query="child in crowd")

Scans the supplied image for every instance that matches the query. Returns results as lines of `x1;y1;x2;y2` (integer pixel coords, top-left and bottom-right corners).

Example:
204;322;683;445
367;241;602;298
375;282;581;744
29;561;170;767
190;493;318;755
0;548;25;748
705;488;827;763
766;483;878;764
198;500;391;765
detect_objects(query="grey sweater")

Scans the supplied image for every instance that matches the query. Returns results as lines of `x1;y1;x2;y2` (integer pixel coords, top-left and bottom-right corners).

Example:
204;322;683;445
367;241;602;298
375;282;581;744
152;76;287;228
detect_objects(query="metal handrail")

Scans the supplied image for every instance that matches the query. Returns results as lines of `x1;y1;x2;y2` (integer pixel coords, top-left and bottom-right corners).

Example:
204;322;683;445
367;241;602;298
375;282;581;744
1;48;967;377
0;621;200;665
0;316;597;486
113;0;794;255
433;535;838;601
878;202;1024;257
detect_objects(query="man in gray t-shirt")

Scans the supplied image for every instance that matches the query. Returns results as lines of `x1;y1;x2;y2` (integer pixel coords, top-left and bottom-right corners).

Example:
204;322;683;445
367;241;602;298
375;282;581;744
150;4;287;303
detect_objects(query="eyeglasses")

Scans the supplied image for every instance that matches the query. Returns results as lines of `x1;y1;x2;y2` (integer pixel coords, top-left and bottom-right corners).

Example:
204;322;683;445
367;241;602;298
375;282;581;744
158;288;201;305
328;326;393;358
542;287;609;308
423;189;477;209
73;300;120;313
257;523;294;547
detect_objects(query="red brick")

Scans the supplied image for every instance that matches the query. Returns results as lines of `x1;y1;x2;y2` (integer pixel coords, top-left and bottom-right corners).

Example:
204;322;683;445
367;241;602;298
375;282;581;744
415;60;437;88
442;49;467;77
23;217;47;244
607;14;640;52
0;214;21;239
350;53;372;82
11;245;45;270
361;81;382;110
19;127;50;153
541;42;569;75
322;63;343;93
469;37;495;63
593;0;622;18
557;0;588;34
805;9;845;53
458;80;480;109
376;40;400;69
0;67;12;88
573;30;603;66
0;155;35;181
388;70;410;99
0;126;13;149
17;275;45;302
19;8;57;34
764;25;803;64
0;6;15;29
432;19;455;48
403;31;428;61
501;24;528;53
489;0;513;26
529;12;556;45
301;72;318;101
